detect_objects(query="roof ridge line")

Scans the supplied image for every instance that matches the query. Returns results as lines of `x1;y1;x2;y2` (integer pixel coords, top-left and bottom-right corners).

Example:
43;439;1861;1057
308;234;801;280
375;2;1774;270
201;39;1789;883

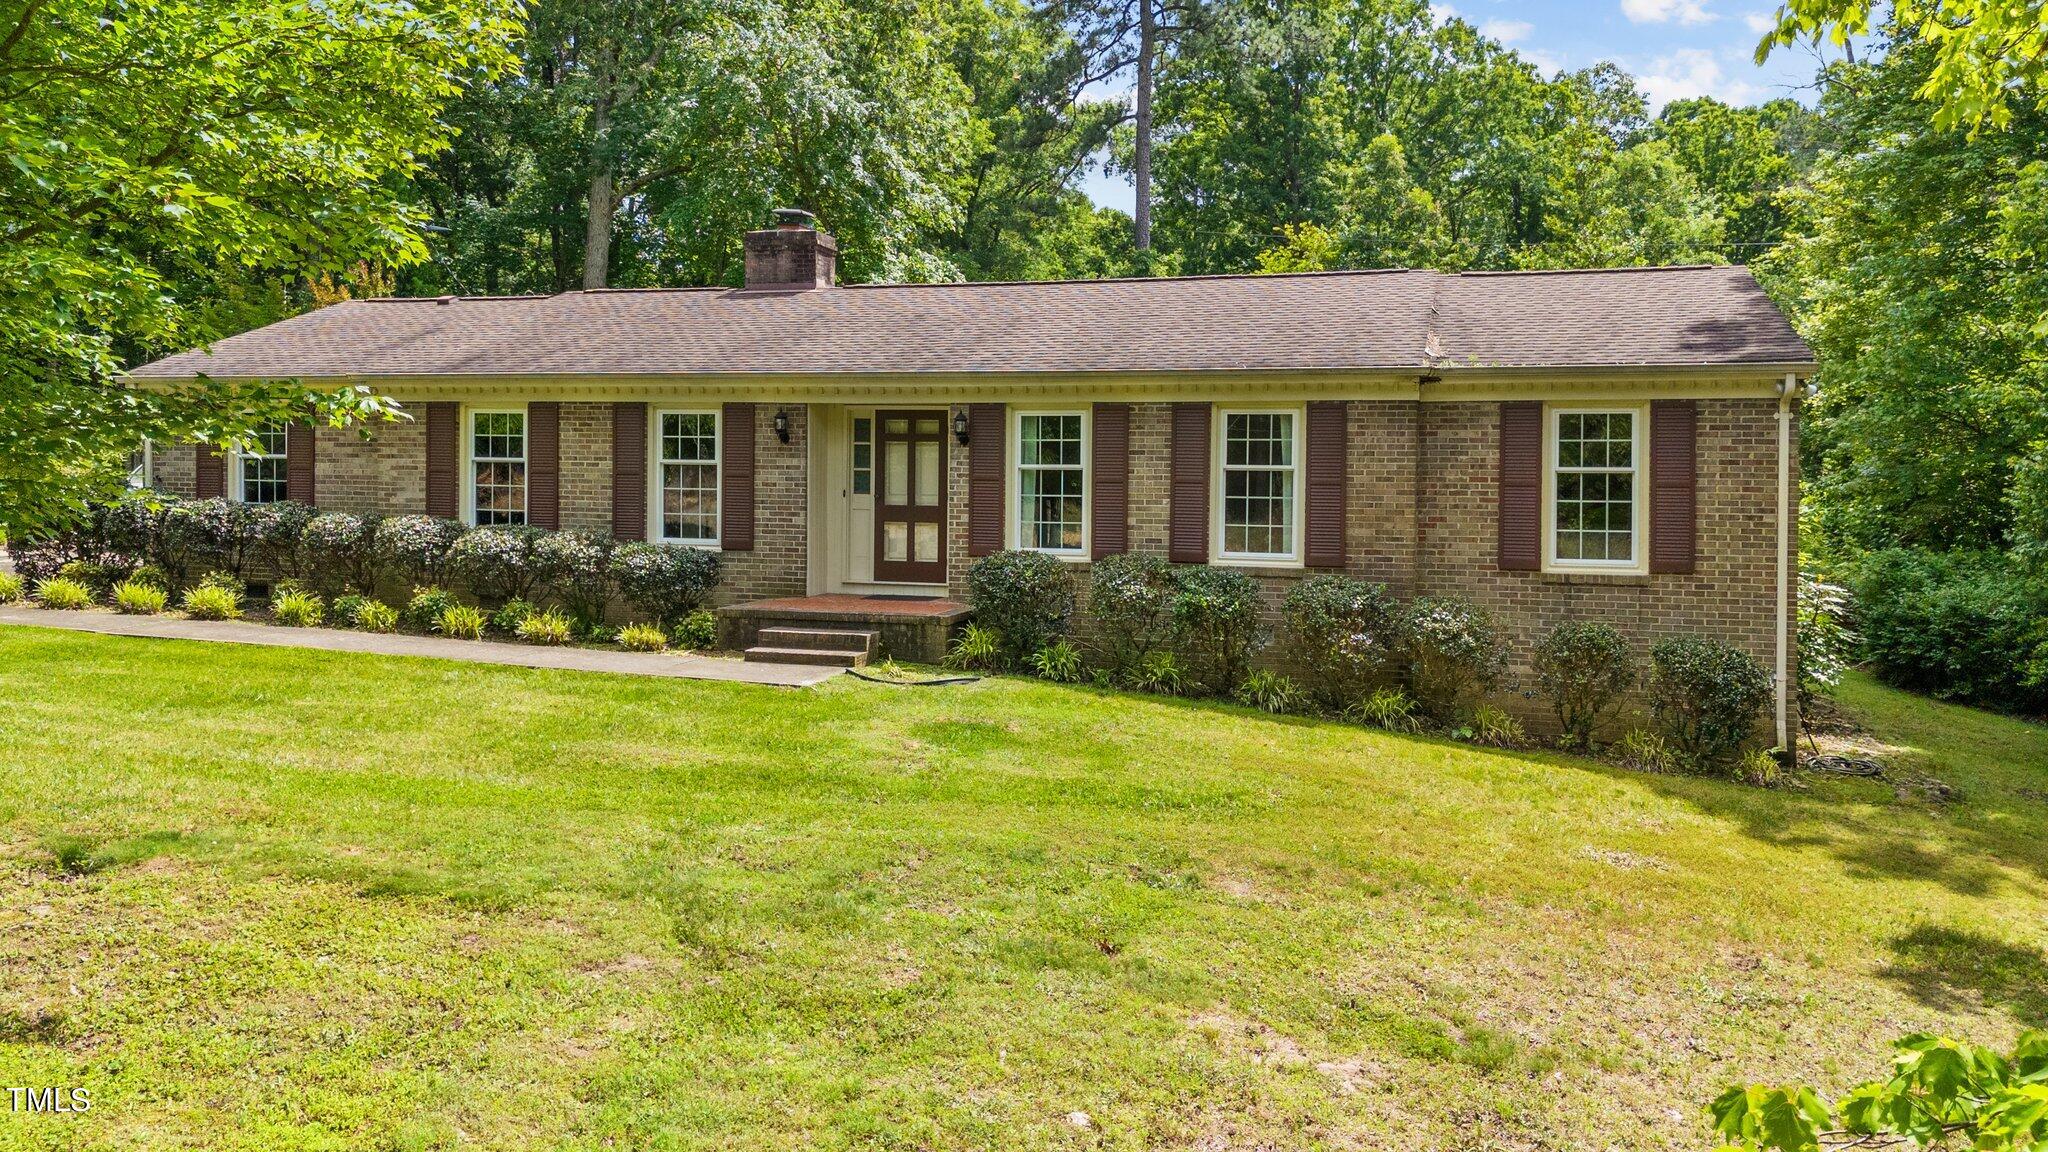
838;267;1427;290
1456;264;1741;277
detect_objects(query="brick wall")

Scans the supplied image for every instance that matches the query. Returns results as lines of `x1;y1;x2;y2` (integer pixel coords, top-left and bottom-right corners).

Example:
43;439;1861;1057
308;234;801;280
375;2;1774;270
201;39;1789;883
559;402;613;533
713;404;809;602
310;418;429;516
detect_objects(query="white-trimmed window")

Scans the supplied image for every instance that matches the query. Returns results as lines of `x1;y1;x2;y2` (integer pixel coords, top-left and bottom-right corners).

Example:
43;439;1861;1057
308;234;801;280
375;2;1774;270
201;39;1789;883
470;409;527;526
656;410;720;544
850;416;873;496
235;424;288;505
1016;412;1086;553
1218;409;1300;561
1546;407;1645;570
127;440;154;490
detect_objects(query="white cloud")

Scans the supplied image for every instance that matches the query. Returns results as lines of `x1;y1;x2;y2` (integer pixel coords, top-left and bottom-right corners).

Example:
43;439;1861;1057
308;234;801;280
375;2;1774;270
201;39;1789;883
1429;2;1459;25
1479;18;1534;42
1638;48;1763;108
1621;0;1716;25
1523;48;1565;75
1742;10;1777;32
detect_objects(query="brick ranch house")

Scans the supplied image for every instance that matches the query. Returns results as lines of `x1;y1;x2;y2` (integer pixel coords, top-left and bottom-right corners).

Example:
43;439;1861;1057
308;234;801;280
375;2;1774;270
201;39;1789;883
130;214;1816;741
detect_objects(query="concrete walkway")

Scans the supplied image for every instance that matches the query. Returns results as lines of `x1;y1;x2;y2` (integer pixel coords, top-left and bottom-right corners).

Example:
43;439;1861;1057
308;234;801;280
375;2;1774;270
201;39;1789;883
0;607;841;687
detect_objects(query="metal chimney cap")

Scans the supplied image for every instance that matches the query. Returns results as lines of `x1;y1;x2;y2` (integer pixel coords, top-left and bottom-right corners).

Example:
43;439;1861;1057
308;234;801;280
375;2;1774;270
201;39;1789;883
771;207;818;229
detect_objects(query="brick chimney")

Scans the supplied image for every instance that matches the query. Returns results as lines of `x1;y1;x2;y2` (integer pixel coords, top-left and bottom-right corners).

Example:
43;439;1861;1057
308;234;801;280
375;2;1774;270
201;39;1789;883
743;208;838;290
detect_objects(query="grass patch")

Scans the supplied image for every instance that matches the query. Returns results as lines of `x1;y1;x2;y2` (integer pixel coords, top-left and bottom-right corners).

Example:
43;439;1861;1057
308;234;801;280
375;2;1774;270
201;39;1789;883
1;626;2045;1150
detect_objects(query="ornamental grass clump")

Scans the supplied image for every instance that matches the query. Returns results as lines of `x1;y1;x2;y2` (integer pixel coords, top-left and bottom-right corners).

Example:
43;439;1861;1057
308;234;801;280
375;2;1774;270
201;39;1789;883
1027;639;1085;683
615;623;669;652
516;609;574;646
437;604;487;640
0;573;23;603
354;601;399;634
33;576;94;610
1280;575;1405;712
1235;669;1306;714
1532;621;1637;749
180;583;242;621
112;579;168;615
943;622;1003;671
270;589;325;628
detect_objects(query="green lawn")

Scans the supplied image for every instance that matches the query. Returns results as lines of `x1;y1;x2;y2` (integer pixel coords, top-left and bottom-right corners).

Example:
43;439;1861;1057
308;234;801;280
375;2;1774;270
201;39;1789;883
2;625;2045;1151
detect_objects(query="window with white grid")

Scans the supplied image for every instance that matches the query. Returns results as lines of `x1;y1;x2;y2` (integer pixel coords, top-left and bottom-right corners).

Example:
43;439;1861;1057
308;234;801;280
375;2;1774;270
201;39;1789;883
657;410;720;544
470;410;527;526
1017;413;1085;553
236;424;288;505
1219;411;1297;559
1550;409;1639;565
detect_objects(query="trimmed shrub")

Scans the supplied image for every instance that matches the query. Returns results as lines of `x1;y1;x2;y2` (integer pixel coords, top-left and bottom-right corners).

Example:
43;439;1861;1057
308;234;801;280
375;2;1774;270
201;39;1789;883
374;515;464;588
1532;621;1637;749
1280;576;1405;711
437;604;487;640
448;525;548;606
1647;635;1774;766
112;580;168;615
615;623;669;652
249;501;317;580
965;550;1075;667
302;512;381;595
162;497;261;578
0;573;22;603
126;564;170;591
944;622;1003;671
33;577;94;609
516;609;574;646
489;598;537;634
671;609;718;651
534;529;614;625
1169;565;1265;696
1087;553;1176;676
1235;669;1306;714
608;542;720;628
355;601;399;633
180;584;242;621
1027;639;1085;683
1849;548;2048;713
270;589;324;627
1405;596;1506;723
99;492;167;565
403;587;458;633
196;570;244;596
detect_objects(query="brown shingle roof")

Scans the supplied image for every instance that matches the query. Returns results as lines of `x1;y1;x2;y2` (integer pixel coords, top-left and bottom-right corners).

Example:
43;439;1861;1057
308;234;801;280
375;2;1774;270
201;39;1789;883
127;264;1811;380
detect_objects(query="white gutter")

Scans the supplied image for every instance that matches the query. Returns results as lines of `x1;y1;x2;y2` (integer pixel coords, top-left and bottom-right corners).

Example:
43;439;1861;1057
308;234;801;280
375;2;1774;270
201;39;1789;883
1774;373;1797;751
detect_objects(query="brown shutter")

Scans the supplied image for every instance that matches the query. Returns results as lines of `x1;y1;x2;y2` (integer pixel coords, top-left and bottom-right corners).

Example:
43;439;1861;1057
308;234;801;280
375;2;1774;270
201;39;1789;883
1305;400;1347;568
527;402;560;530
195;444;225;498
968;403;1005;557
1497;401;1542;571
612;402;648;542
1649;399;1698;574
1090;403;1130;559
720;402;755;551
425;401;460;518
286;422;316;505
1168;402;1211;564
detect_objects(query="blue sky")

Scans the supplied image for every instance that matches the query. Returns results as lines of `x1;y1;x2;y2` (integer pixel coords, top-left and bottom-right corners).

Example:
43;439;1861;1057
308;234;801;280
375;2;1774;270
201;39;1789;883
1081;0;1844;212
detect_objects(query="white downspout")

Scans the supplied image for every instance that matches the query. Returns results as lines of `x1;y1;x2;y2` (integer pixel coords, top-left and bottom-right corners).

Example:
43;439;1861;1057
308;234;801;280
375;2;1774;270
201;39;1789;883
1775;374;1795;751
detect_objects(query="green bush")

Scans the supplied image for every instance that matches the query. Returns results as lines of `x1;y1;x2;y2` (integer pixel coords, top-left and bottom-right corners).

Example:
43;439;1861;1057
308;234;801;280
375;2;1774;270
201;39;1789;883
374;515;464;587
1169;565;1265;696
1795;569;1856;716
125;563;170;591
162;497;261;579
516;608;574;645
1849;548;2048;713
1128;649;1187;695
1614;728;1677;774
0;572;23;603
1647;635;1774;767
355;601;399;633
608;542;720;628
196;570;244;597
331;594;370;627
1532;621;1638;749
1280;575;1405;711
943;622;1003;671
112;580;168;615
302;512;382;595
671;609;718;651
57;559;118;596
489;598;537;634
1027;639;1085;683
615;623;669;652
965;550;1075;667
270;589;324;627
437;603;487;640
534;529;614;625
33;576;94;609
1234;669;1305;714
1086;553;1176;676
1349;685;1421;733
250;500;317;581
1404;596;1505;723
180;584;242;621
449;525;547;605
403;586;458;633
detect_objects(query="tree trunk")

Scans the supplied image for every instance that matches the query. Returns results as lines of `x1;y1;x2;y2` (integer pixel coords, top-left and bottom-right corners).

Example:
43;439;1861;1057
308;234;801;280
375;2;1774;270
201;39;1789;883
583;99;614;290
1134;0;1154;253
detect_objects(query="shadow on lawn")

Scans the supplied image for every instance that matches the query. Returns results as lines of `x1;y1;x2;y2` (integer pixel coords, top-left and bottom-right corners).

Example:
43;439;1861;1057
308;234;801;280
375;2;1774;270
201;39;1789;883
1880;925;2048;1028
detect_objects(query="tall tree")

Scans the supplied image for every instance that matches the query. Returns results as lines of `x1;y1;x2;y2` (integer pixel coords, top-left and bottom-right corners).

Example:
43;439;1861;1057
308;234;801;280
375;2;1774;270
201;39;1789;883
1053;0;1202;255
1759;0;2047;129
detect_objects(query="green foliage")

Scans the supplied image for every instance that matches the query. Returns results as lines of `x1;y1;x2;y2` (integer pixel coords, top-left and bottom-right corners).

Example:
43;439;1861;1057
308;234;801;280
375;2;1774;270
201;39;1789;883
489;599;538;635
671;610;719;652
1711;1030;2048;1150
1849;549;2048;714
516;609;575;646
112;580;168;615
1796;569;1857;716
448;526;547;606
1128;650;1188;696
162;498;262;580
331;595;371;627
1733;748;1785;788
303;513;383;596
437;604;487;641
607;543;720;629
1405;597;1506;724
1168;566;1265;697
57;560;118;597
250;501;319;581
403;587;459;634
1532;621;1638;749
1647;636;1775;766
126;564;170;592
1614;727;1678;774
270;590;325;628
1349;686;1422;733
1026;639;1085;684
0;573;23;603
1234;669;1305;714
1086;552;1178;677
965;551;1076;667
179;584;242;622
944;623;1004;671
1280;576;1405;712
1465;705;1526;749
33;577;95;610
1757;0;2048;131
534;530;615;626
615;623;670;653
354;601;399;634
374;516;465;588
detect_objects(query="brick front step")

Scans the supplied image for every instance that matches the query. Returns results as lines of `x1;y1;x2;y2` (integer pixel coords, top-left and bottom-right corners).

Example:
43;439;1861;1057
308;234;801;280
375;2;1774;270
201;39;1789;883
743;644;869;668
756;627;879;656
